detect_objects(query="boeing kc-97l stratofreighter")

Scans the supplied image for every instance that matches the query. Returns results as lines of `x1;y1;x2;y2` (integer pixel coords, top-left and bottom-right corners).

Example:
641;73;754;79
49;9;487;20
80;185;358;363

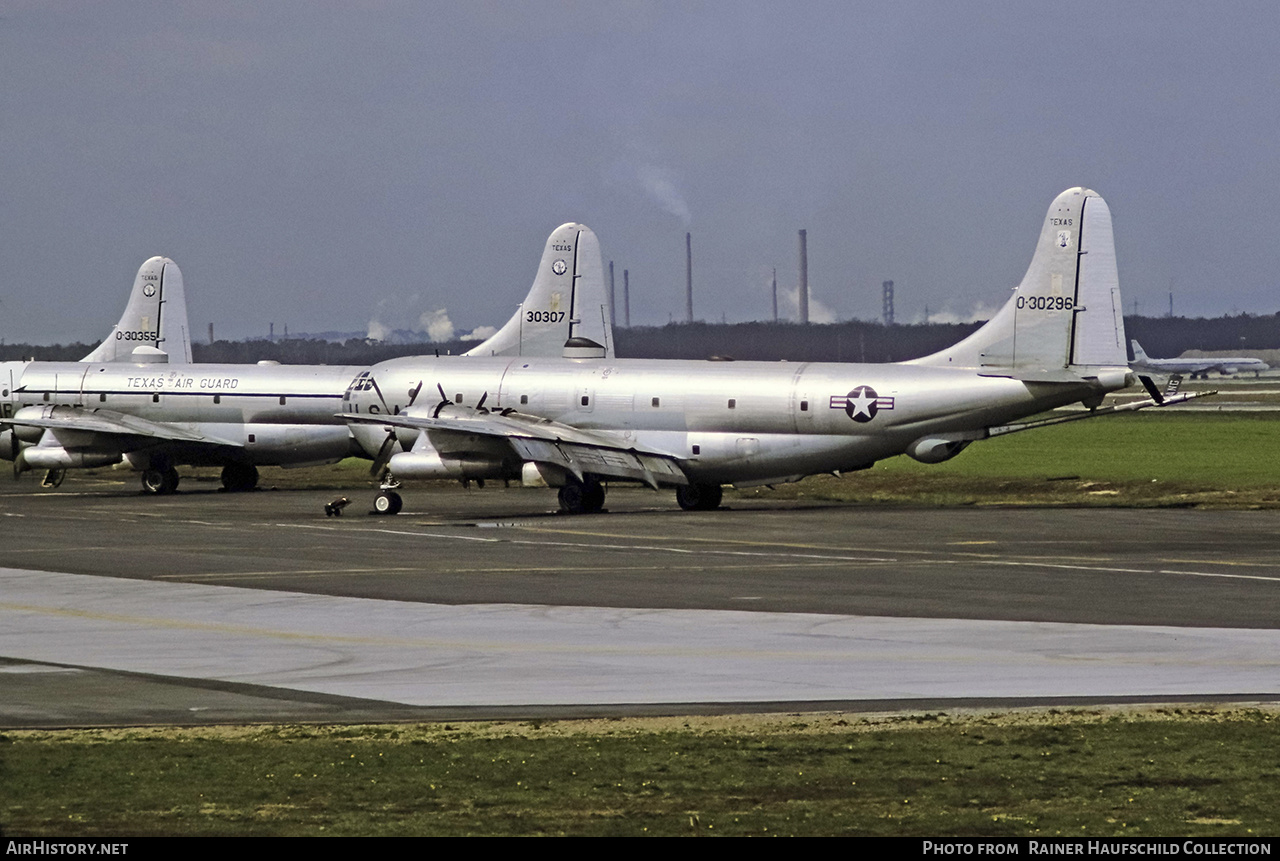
345;188;1208;515
1;223;611;494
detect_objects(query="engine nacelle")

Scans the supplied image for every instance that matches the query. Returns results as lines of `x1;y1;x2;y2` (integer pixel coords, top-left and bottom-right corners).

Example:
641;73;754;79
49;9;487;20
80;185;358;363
388;449;504;479
19;445;121;470
0;428;20;461
905;435;974;464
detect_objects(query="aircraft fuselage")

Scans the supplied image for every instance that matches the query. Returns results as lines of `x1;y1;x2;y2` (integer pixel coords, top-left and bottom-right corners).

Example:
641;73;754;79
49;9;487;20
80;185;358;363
347;356;1114;485
1;360;363;469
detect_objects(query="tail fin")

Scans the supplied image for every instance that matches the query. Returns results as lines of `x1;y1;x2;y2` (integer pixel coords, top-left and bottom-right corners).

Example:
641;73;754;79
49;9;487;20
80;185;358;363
1130;339;1149;363
464;223;614;359
911;188;1128;376
81;257;193;364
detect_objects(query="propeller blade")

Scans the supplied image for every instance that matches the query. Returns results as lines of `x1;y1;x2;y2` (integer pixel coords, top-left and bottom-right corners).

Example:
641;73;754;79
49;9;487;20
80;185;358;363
369;431;398;477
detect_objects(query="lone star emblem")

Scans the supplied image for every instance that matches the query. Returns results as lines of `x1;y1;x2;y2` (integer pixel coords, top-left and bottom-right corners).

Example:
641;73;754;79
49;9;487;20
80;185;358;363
829;385;895;423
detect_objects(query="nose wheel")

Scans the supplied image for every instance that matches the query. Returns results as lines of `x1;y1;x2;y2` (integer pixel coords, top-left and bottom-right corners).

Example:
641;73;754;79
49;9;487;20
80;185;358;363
373;490;403;515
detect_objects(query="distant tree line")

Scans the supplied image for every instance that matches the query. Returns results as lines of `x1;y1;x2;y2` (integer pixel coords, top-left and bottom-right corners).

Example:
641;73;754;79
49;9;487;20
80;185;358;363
3;313;1277;365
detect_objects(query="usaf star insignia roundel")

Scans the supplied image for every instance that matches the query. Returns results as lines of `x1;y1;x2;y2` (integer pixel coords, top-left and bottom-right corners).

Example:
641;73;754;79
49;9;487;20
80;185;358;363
829;385;895;423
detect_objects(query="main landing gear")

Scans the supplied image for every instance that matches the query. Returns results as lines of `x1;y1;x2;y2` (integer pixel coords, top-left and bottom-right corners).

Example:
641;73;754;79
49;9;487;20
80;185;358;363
676;483;723;511
557;477;606;514
141;467;180;495
220;463;259;493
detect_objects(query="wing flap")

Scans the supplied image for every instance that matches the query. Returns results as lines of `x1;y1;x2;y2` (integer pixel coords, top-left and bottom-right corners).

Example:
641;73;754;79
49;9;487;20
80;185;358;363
347;408;688;487
8;405;241;447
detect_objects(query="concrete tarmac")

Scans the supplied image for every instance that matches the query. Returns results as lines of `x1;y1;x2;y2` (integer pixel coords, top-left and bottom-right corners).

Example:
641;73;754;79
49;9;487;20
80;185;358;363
2;479;1278;725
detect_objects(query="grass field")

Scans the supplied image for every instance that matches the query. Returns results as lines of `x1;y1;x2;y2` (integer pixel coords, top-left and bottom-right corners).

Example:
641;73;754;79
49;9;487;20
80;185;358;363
735;412;1280;508
3;708;1277;837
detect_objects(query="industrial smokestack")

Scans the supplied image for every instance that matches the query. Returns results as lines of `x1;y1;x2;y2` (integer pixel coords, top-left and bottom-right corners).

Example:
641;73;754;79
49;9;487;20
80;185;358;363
208;323;214;345
883;281;895;326
772;268;778;323
685;232;693;323
609;261;616;328
798;229;809;324
624;269;631;328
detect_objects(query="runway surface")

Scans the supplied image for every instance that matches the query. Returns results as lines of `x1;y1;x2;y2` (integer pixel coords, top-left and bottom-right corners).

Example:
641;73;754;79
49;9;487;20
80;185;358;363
2;479;1278;725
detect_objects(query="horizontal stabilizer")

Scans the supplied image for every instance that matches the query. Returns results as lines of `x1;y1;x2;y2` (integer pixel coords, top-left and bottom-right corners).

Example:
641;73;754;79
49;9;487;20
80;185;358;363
984;389;1216;439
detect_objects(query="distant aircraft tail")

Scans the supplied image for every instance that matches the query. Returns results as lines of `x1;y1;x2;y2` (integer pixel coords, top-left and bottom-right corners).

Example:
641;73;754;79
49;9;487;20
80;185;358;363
911;187;1128;378
1130;339;1149;363
81;257;193;364
464;223;614;359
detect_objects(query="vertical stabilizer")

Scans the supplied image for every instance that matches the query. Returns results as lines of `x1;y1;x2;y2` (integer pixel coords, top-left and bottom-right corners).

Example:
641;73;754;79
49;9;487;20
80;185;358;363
464;223;614;358
81;257;193;364
911;188;1128;374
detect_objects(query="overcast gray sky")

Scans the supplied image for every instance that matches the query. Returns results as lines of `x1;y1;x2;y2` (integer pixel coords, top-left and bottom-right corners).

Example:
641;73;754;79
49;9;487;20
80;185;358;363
3;1;1279;344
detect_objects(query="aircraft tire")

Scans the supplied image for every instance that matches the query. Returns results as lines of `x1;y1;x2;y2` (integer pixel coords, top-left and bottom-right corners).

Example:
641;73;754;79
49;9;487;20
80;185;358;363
559;478;604;514
221;463;259;492
558;483;586;514
584;480;606;513
373;490;403;515
676;483;722;511
141;468;179;496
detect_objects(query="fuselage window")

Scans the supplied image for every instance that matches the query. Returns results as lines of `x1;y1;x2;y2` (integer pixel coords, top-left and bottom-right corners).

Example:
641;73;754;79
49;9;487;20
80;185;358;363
692;444;701;455
455;393;463;403
728;398;736;409
279;396;286;406
43;392;50;402
99;393;106;402
651;397;660;408
248;433;256;443
520;395;528;405
152;393;159;403
214;395;221;404
581;395;589;406
800;400;809;411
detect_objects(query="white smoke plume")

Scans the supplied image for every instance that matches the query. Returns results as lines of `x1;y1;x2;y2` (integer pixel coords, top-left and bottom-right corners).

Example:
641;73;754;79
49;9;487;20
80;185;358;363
636;163;692;226
779;283;837;324
419;308;455;342
366;295;462;343
461;325;498;342
919;303;1000;325
607;153;693;226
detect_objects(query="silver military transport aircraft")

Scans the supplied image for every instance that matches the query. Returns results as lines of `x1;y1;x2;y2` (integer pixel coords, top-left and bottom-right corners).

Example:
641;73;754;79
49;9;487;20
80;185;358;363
1;223;612;494
345;187;1207;515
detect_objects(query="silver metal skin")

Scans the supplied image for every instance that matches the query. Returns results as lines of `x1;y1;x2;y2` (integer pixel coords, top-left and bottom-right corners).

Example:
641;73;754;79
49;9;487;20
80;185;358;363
0;224;610;494
344;189;1205;515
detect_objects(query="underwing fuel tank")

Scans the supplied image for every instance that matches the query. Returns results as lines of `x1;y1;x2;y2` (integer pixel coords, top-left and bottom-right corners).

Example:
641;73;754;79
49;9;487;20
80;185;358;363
905;435;973;464
18;445;121;471
387;435;508;480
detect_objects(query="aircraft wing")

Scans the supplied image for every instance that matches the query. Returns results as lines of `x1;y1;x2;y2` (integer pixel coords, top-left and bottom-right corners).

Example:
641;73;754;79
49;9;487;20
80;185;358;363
346;408;689;488
7;405;242;447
